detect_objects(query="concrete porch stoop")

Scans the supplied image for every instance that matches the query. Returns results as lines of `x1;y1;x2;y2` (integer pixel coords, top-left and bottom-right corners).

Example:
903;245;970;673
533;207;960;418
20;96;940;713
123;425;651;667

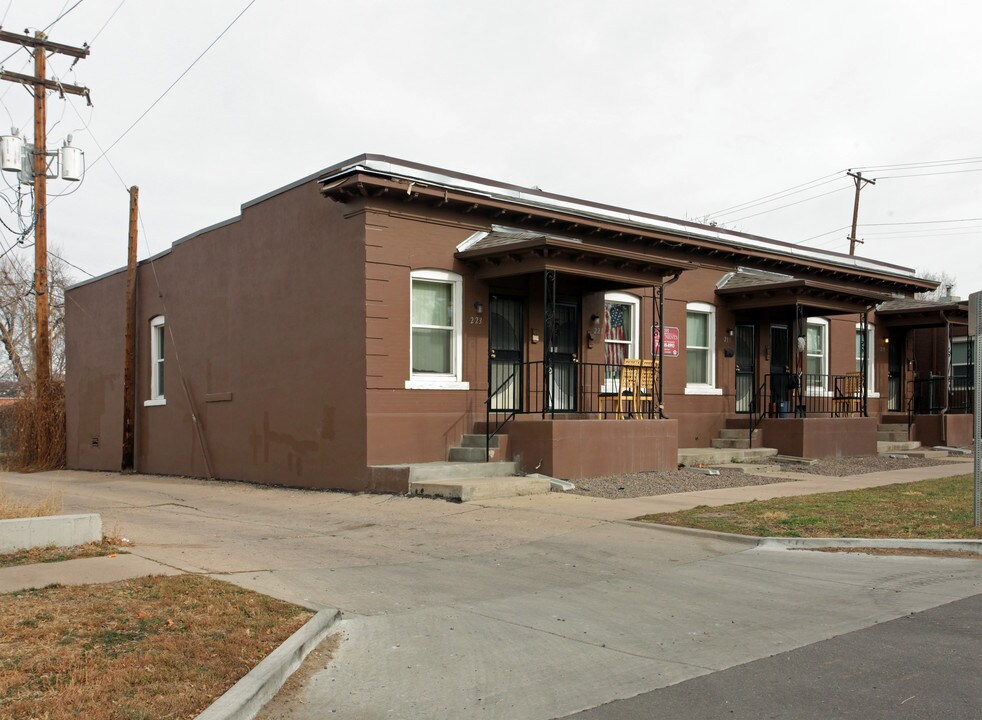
677;446;778;467
875;422;950;457
406;461;551;502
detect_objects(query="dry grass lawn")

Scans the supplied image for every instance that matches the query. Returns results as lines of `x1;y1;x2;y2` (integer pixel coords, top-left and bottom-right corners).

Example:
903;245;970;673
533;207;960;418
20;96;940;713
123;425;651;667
0;484;62;519
635;475;982;540
0;538;128;568
0;574;313;720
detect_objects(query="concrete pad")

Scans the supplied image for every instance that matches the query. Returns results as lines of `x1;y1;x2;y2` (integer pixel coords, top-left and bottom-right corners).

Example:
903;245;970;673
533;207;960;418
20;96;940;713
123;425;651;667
409;476;551;502
0;553;180;593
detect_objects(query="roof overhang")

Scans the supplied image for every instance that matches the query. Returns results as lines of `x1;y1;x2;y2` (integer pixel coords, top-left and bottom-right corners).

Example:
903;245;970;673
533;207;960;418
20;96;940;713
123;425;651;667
318;155;937;296
716;278;894;315
875;300;969;328
455;230;691;285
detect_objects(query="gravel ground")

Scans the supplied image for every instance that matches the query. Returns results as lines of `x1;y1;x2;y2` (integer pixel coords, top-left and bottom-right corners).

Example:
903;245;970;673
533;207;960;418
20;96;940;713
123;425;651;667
571;454;963;500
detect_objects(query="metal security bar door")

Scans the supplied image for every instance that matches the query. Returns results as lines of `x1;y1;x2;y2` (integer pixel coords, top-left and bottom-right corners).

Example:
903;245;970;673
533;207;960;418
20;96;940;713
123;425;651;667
489;296;523;411
547;302;578;412
735;324;755;413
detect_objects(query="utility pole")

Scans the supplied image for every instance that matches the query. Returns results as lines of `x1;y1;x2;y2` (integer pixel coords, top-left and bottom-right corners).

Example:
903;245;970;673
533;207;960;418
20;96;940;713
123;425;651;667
846;170;875;256
122;187;139;472
0;29;90;392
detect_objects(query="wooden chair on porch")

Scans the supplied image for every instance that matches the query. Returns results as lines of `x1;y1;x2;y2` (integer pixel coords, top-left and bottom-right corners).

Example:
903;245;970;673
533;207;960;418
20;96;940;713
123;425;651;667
597;358;641;419
633;359;659;419
833;372;864;417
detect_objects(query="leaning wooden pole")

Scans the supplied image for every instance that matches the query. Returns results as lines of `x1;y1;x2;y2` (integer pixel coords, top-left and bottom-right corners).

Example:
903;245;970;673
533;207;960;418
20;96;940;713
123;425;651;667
33;31;49;392
121;186;139;471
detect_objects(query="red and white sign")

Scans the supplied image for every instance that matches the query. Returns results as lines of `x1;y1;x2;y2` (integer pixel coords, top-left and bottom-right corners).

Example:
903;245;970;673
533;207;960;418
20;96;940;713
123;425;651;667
652;326;680;358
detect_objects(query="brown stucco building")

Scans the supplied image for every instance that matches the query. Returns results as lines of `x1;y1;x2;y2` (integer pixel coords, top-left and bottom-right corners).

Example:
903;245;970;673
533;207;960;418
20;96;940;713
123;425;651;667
65;155;972;492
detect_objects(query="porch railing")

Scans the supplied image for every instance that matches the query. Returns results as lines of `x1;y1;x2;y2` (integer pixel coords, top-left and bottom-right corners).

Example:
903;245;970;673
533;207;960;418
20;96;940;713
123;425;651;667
484;359;662;461
909;376;974;415
749;372;869;426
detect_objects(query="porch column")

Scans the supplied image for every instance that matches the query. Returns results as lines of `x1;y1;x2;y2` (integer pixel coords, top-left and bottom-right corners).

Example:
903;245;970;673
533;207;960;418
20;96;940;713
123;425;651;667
861;308;869;417
543;269;557;419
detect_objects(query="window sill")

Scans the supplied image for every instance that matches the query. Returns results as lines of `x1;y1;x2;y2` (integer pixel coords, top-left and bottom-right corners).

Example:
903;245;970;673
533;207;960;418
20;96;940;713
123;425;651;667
144;398;166;407
684;386;723;396
404;379;471;391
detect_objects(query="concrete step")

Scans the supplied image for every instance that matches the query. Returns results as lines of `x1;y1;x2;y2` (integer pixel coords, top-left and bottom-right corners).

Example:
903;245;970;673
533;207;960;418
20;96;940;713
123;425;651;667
877;431;908;442
448;446;496;462
718;428;759;440
887;449;951;459
711;438;751;449
678;447;778;466
400;461;519;483
877;441;922;453
460;434;500;448
877;424;909;433
409;476;551;502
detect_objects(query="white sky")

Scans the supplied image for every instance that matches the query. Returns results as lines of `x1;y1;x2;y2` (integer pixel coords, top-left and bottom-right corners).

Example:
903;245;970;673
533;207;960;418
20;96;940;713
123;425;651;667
2;1;980;295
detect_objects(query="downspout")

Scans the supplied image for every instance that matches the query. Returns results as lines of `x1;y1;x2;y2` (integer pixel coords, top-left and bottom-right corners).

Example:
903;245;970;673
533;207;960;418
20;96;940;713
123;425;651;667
861;305;873;417
941;310;953;445
656;271;682;419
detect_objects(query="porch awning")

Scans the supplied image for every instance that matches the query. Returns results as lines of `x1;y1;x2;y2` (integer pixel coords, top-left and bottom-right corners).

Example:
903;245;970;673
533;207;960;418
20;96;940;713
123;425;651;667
875;297;969;328
715;269;894;314
455;226;692;285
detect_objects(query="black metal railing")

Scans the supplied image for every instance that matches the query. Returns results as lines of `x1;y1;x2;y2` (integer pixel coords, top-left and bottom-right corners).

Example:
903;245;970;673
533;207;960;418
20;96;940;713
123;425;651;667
484;359;662;460
749;373;868;423
909;376;974;415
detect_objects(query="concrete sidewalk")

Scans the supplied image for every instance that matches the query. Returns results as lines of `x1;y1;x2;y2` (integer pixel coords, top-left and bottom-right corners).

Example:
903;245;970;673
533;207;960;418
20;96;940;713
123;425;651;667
0;553;181;593
479;461;975;520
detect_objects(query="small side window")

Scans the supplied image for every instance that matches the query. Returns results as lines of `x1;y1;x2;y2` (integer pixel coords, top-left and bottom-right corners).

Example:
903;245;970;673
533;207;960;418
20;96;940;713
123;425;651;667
146;316;166;406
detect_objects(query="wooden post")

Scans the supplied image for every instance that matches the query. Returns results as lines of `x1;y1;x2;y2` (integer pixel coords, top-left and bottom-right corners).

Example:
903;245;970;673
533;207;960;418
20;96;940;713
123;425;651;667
121;186;139;471
33;31;48;392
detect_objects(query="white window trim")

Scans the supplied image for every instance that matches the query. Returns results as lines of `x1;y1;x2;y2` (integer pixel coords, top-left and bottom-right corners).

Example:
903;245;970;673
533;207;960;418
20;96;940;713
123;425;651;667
406;269;470;391
855;322;878;397
685;302;720;394
951;337;973;382
144;315;166;407
805;318;829;395
603;292;641;392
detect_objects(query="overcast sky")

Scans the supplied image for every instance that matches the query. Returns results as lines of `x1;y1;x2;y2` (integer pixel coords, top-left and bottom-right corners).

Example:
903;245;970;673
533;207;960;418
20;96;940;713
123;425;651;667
2;1;980;296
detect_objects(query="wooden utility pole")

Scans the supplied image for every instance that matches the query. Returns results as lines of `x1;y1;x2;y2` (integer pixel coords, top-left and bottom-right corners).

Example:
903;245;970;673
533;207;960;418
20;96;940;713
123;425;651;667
846;170;876;256
121;187;139;471
0;30;90;391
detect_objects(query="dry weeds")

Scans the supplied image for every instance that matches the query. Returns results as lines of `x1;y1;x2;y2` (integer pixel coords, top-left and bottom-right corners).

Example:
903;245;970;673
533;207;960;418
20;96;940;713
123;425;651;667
0;574;312;720
0;484;62;519
0;537;128;568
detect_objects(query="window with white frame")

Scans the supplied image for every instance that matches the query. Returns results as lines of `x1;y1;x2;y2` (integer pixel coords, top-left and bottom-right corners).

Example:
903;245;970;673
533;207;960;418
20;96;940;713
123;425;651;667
406;269;468;390
855;323;876;394
604;292;640;386
146;315;165;406
805;318;828;391
685;302;719;393
951;337;974;385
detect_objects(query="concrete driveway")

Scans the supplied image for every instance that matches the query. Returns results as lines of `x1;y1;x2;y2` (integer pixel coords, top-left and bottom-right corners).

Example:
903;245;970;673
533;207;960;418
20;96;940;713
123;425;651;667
3;470;979;719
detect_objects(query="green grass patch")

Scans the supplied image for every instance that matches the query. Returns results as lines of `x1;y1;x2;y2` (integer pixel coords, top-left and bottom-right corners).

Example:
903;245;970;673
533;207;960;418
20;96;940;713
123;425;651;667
634;475;982;539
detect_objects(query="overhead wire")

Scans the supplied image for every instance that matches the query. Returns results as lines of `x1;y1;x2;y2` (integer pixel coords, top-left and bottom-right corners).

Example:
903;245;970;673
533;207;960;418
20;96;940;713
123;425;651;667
702;171;844;219
725;183;852;224
88;0;258;172
42;0;85;33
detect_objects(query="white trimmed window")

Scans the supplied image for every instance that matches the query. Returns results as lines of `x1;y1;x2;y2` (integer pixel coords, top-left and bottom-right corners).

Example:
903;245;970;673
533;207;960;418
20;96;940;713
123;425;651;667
951;337;974;384
806;318;829;392
855;323;876;395
685;302;720;394
406;269;469;390
604;292;640;387
145;315;166;406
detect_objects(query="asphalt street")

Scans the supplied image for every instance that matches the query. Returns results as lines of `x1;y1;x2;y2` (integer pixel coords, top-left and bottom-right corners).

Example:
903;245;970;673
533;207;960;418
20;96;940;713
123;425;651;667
562;593;981;720
2;470;979;719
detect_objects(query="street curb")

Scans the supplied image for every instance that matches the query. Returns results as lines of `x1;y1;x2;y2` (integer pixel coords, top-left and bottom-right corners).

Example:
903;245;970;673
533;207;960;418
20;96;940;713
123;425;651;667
196;607;341;720
622;520;981;554
757;537;982;554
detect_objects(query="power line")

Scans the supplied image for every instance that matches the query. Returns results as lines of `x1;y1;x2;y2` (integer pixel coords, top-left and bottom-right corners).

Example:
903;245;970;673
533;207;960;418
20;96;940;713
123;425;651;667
0;1;13;26
703;171;844;219
42;0;85;33
726;184;852;224
88;0;258;172
874;167;982;180
851;154;982;172
88;0;126;46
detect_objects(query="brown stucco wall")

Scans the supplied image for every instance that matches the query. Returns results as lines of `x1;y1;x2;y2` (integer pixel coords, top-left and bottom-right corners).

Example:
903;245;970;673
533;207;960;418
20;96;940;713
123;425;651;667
506;418;678;479
66;181;372;491
760;417;877;458
913;413;973;448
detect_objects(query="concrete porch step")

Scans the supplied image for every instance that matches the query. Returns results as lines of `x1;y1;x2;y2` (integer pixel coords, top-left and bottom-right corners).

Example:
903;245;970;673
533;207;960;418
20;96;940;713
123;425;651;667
460;434;500;448
878;424;909;433
711;438;752;449
718;428;760;440
877;431;908;442
409;476;551;502
678;447;778;466
877;441;922;453
398;461;519;483
885;449;951;459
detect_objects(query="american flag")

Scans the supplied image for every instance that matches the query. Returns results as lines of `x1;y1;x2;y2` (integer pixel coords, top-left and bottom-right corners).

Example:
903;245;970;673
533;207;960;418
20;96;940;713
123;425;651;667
606;303;627;366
